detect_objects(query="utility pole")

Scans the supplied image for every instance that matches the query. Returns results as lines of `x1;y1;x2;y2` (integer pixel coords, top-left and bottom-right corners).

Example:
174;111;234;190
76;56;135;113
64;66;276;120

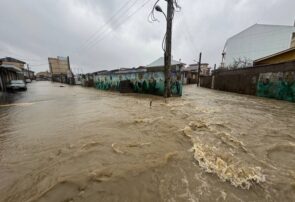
197;52;202;87
164;0;174;98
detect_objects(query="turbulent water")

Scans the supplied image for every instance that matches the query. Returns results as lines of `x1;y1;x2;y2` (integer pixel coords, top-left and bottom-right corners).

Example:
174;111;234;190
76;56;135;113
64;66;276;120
0;81;294;202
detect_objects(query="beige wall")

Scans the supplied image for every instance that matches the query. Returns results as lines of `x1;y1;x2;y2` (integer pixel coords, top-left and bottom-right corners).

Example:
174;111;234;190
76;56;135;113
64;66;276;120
48;57;69;75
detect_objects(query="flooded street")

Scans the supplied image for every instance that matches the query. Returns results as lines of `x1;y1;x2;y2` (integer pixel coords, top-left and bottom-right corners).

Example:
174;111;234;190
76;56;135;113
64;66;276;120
0;81;295;202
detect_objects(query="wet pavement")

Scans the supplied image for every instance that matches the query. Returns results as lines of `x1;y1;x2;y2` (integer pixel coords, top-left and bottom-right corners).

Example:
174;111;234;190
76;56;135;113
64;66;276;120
0;81;295;202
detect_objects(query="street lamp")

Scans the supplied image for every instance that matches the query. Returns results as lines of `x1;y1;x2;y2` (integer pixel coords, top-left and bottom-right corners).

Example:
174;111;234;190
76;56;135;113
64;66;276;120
155;5;167;20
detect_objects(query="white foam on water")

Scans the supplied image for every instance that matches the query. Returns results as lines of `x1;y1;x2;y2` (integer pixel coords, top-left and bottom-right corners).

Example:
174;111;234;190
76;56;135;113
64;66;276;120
192;143;266;189
0;102;35;107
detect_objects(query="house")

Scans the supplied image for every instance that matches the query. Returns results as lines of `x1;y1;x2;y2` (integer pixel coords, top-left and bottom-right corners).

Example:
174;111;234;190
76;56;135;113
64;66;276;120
0;57;26;91
222;23;295;67
48;56;74;84
254;47;295;66
146;57;185;71
182;63;211;84
23;69;35;80
92;57;185;96
0;57;26;70
36;71;51;81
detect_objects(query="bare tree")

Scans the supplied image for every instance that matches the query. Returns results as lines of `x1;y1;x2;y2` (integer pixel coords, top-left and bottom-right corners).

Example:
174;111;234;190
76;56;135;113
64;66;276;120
227;57;252;70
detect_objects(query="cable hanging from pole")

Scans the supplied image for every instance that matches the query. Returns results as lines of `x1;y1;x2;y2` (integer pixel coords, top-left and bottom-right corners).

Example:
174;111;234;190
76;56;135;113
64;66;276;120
148;0;161;22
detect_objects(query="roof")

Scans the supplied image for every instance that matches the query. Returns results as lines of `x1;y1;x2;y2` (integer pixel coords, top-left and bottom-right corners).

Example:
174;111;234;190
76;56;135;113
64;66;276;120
189;63;209;66
0;57;26;64
254;47;295;65
184;65;211;72
227;23;295;42
0;64;23;72
224;23;295;66
146;57;185;68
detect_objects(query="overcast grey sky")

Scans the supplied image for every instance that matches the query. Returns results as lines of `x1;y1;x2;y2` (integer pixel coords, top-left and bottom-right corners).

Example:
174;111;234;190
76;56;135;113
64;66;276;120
0;0;294;73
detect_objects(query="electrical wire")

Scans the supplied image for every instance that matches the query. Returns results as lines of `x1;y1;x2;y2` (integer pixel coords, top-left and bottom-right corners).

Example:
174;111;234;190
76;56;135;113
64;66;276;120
149;0;181;52
79;0;135;49
148;0;160;22
85;0;153;50
72;0;142;54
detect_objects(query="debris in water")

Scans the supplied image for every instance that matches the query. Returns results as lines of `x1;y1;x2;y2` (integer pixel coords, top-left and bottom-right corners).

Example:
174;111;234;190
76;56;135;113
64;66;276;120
81;141;102;150
127;142;152;147
111;143;124;154
90;169;113;182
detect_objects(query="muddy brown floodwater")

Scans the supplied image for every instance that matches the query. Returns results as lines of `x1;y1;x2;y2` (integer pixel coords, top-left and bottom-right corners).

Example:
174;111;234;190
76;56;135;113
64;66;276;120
0;81;295;202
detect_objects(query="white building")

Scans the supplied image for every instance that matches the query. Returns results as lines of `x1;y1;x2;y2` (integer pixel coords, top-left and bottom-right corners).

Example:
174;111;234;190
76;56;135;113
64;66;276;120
222;23;295;67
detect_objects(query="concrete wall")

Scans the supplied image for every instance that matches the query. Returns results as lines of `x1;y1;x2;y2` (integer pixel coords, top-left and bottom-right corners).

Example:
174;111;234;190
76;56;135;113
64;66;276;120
94;71;182;96
212;61;295;102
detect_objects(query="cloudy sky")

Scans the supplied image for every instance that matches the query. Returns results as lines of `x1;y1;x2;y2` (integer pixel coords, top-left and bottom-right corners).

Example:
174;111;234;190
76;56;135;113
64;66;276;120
0;0;294;73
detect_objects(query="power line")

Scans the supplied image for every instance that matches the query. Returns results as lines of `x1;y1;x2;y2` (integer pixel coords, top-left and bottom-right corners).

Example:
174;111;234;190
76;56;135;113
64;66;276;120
72;0;141;55
84;0;136;45
179;9;199;57
29;63;49;67
85;0;153;50
78;0;143;52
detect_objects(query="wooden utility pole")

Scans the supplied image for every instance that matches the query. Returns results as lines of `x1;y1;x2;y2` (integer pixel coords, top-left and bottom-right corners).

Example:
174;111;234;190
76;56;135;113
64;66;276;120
197;52;202;87
164;0;174;98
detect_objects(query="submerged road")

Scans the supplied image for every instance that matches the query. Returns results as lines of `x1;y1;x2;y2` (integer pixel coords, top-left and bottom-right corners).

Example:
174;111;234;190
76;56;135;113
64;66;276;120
0;81;295;202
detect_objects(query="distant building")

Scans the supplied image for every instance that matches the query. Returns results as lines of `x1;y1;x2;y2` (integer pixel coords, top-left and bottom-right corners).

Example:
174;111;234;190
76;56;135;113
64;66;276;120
182;63;211;84
146;57;185;71
48;56;74;84
0;57;26;91
222;23;295;67
23;69;35;80
36;71;51;80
